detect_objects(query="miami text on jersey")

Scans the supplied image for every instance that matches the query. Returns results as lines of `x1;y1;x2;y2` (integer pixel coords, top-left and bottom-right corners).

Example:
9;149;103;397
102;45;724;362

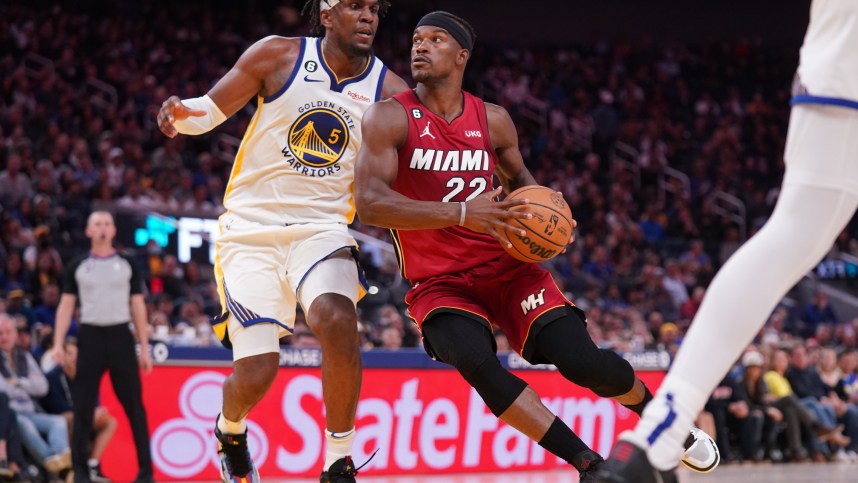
408;148;491;172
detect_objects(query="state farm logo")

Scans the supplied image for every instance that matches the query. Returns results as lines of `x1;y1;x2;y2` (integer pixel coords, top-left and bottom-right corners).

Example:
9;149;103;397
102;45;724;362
464;130;482;138
149;373;617;477
347;91;371;102
151;372;269;478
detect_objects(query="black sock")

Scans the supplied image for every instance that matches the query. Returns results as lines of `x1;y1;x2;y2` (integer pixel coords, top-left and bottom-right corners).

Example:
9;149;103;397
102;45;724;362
623;383;654;416
538;417;593;470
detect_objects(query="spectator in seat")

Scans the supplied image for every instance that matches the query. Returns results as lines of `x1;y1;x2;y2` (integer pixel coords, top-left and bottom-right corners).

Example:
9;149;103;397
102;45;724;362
379;325;403;350
0;391;27;479
32;284;61;330
765;348;845;462
704;372;746;462
0;314;70;476
737;351;783;461
801;290;839;339
787;343;856;461
820;347;858;460
4;288;33;328
839;350;858;405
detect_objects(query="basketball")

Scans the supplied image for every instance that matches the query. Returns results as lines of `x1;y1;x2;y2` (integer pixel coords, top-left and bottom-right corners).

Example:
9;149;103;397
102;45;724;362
501;186;574;263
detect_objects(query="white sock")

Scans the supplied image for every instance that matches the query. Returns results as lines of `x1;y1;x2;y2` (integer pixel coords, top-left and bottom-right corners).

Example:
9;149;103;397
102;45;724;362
88;458;99;468
218;413;247;435
324;428;355;471
631;105;858;471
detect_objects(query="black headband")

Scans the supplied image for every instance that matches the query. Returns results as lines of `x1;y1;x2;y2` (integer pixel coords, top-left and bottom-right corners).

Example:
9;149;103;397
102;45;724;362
416;11;474;52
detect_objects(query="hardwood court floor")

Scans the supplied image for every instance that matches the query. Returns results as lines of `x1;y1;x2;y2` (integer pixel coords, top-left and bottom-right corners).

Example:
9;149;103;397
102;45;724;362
202;462;856;483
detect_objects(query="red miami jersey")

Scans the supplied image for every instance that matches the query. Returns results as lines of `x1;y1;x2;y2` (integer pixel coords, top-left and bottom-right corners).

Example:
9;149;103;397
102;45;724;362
390;89;507;283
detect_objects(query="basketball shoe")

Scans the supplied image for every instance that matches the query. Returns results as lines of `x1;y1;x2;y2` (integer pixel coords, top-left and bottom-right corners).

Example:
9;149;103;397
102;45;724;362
594;427;718;482
680;427;719;473
215;421;260;483
573;449;604;482
319;456;358;483
320;450;379;483
593;437;678;483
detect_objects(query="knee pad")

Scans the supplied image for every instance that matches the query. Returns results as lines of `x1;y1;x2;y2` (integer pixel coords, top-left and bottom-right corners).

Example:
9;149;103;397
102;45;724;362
533;313;636;397
423;314;527;416
430;339;527;416
461;358;528;417
585;351;637;398
551;346;635;398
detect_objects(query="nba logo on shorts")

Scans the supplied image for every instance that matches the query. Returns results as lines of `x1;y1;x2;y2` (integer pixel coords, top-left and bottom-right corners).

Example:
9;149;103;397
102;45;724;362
286;109;350;168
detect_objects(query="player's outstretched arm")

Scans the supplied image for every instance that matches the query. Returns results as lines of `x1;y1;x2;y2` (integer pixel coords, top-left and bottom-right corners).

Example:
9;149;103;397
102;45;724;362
157;36;301;138
355;100;531;245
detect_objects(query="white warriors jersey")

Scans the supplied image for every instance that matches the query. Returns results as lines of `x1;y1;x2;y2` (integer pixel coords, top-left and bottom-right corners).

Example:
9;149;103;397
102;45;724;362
797;0;858;102
223;37;388;225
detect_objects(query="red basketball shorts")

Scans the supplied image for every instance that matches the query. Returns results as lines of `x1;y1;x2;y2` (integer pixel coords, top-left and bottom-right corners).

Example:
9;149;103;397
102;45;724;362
405;254;574;360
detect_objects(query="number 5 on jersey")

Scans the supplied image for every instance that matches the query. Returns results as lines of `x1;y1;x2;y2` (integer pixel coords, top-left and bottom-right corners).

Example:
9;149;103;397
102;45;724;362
328;129;342;144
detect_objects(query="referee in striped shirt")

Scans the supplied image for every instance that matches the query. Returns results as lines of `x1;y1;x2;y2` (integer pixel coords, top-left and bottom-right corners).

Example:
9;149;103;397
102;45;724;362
53;211;153;483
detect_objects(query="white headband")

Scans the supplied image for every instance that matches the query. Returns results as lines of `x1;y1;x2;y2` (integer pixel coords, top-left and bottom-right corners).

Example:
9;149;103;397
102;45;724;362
320;0;341;11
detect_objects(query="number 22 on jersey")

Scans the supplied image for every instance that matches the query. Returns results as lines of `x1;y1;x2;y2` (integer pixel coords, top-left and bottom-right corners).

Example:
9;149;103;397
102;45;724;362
442;176;488;202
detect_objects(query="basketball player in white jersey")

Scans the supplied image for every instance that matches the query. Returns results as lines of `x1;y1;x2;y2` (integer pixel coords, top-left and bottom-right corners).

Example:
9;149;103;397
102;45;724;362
596;1;858;481
157;1;407;481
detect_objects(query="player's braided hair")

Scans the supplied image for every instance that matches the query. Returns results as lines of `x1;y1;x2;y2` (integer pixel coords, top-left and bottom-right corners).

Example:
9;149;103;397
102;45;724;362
302;0;392;34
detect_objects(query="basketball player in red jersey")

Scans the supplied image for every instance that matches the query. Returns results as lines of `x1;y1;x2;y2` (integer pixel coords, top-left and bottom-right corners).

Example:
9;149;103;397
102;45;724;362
354;11;716;482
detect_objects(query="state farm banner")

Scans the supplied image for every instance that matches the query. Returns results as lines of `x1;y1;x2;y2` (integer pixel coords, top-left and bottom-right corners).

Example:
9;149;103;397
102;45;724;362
99;367;664;480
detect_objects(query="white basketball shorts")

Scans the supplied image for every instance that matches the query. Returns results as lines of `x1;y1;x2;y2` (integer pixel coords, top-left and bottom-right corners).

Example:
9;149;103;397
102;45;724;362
212;214;367;361
793;0;858;108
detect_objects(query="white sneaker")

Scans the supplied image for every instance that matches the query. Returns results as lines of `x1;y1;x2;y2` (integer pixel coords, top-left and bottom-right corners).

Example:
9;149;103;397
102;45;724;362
834;449;852;463
681;426;720;473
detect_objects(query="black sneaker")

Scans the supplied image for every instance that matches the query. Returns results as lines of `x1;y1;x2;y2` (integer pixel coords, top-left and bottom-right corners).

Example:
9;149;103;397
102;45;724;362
215;420;259;483
319;449;379;483
88;463;110;483
573;449;605;482
319;457;358;483
593;439;679;483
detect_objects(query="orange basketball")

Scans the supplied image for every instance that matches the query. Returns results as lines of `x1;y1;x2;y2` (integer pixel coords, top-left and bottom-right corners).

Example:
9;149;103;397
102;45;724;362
501;186;574;263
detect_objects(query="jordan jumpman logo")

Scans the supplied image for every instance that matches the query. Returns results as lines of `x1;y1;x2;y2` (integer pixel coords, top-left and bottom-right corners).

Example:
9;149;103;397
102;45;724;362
420;121;436;139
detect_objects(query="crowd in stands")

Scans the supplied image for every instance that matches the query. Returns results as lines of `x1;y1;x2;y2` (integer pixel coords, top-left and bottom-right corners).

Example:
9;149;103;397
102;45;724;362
705;341;858;465
1;1;858;469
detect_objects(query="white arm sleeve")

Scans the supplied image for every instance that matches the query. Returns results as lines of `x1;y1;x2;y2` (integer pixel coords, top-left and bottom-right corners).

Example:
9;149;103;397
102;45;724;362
173;95;228;135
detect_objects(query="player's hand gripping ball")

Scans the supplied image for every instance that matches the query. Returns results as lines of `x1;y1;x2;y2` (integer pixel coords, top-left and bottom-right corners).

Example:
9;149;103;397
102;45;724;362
501;186;574;263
